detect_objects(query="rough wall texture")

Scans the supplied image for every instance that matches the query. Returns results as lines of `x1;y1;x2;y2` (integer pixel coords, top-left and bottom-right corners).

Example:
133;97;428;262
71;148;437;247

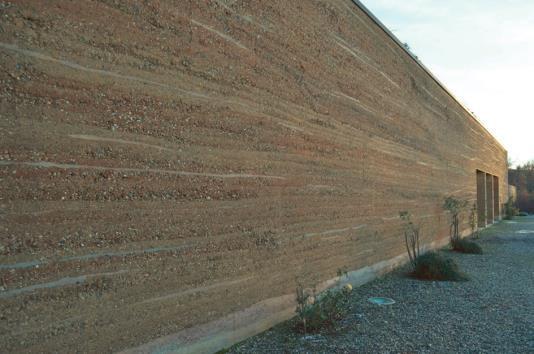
0;0;507;352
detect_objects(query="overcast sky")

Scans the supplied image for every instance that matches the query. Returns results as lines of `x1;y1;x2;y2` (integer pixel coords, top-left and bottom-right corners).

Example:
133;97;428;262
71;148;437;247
362;0;534;167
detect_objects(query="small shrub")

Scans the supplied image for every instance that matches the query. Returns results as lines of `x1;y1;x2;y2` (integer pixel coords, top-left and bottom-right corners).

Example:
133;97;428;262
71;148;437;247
337;267;349;278
518;211;529;217
412;252;467;281
469;203;479;239
400;211;420;270
443;196;468;243
452;239;483;254
295;285;351;334
504;198;519;220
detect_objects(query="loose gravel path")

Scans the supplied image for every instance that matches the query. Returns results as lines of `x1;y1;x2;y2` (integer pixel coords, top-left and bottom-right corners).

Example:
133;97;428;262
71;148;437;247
229;217;534;353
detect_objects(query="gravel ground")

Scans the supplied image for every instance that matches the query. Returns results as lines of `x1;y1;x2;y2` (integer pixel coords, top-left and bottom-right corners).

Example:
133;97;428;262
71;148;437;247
228;217;534;353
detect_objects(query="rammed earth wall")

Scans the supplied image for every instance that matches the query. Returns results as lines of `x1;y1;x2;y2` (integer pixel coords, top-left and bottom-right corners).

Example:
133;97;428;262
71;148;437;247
0;0;507;352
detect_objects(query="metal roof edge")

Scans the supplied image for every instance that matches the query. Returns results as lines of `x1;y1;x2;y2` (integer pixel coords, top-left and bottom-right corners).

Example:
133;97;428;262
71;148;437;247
349;0;507;153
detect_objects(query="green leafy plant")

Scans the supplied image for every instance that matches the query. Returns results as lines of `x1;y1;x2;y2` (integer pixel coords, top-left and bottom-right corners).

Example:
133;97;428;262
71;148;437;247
412;252;467;281
518;211;529;217
451;238;483;254
294;284;351;334
400;211;420;270
443;197;468;243
336;267;349;278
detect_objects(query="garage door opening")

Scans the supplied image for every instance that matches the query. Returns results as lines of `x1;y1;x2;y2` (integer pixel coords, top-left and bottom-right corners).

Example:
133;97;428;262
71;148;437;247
476;170;486;227
486;173;494;224
493;175;500;220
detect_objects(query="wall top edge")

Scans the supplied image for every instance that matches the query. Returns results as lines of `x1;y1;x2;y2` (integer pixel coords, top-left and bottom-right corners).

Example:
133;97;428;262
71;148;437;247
351;0;507;153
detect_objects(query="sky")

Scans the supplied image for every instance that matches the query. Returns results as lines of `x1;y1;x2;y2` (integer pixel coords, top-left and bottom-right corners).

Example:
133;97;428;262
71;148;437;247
362;0;534;167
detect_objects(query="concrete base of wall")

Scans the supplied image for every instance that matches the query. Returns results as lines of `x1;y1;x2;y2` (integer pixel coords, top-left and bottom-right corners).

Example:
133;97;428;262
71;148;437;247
122;236;454;354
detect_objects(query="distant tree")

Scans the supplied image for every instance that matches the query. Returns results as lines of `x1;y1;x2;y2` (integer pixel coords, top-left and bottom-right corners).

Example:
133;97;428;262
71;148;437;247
523;160;534;170
508;160;534;213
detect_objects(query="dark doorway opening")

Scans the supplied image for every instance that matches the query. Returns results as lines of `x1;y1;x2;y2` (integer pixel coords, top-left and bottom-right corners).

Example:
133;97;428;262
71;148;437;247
476;170;486;227
486;173;494;224
493;176;500;220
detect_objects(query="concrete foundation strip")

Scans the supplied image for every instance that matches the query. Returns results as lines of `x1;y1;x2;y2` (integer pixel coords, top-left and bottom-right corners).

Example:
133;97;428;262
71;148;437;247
121;237;452;354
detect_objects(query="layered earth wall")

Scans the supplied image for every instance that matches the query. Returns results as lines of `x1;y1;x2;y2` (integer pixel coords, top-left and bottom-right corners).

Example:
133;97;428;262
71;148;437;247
0;0;507;352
